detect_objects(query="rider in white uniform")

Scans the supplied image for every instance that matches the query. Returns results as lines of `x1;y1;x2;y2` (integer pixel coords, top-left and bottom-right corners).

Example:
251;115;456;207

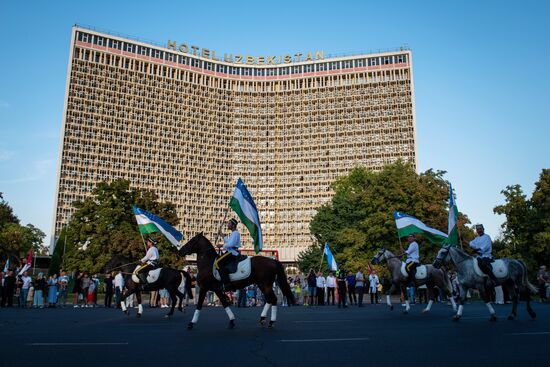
402;234;420;286
469;224;498;285
215;218;241;291
135;238;160;289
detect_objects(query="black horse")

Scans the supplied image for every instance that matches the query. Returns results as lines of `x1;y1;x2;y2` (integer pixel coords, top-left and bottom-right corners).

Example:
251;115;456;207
105;254;189;318
177;233;295;329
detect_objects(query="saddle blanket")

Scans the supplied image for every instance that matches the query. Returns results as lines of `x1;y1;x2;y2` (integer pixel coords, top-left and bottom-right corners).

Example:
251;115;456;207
131;266;161;284
213;257;252;282
473;259;508;279
400;263;427;280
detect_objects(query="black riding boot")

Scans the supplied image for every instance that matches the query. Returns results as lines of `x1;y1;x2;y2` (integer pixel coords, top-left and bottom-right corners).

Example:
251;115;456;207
138;273;148;290
219;269;231;291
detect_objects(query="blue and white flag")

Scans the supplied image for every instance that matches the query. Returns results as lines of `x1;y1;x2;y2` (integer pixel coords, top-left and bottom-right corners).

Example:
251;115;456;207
3;257;9;273
133;206;183;248
324;243;338;271
229;178;263;254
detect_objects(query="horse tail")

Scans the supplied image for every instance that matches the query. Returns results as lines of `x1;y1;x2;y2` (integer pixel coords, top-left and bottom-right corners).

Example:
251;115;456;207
275;261;296;305
517;260;538;294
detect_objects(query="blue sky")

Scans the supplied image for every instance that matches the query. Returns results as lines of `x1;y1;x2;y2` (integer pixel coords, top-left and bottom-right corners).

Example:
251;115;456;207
0;0;548;247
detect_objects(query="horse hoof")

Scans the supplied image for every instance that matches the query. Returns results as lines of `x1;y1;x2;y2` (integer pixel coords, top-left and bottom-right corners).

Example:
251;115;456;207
422;309;428;314
403;310;409;315
390;305;394;311
124;310;129;316
507;314;515;321
529;311;537;320
137;313;141;318
187;322;194;330
452;315;460;322
268;321;275;328
489;314;497;322
164;314;170;319
228;320;235;329
260;316;266;326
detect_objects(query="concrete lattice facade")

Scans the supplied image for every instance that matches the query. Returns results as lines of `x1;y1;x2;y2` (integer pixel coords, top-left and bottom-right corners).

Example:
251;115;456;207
52;26;417;262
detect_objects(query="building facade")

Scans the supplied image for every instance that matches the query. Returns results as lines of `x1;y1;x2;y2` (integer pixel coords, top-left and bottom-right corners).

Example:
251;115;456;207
51;26;417;262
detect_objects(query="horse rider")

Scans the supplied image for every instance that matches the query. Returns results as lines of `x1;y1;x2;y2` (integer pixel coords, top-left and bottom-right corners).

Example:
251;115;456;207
215;218;241;291
468;224;498;286
401;234;420;286
135;237;160;289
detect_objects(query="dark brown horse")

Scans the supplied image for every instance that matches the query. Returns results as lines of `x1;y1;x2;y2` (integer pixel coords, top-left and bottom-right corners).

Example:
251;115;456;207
177;233;295;329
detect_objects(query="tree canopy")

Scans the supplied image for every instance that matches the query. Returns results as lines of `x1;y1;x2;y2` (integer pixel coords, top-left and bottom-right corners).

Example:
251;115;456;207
493;169;549;272
298;161;475;272
0;193;46;264
57;179;184;274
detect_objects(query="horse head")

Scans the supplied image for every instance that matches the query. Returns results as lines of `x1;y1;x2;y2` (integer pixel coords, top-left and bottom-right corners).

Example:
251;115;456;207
178;232;214;257
371;247;387;265
104;254;132;273
433;246;451;269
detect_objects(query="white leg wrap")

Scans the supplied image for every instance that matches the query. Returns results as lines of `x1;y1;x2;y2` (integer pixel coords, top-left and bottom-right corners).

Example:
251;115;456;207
138;304;143;314
425;300;433;311
271;305;277;322
450;297;457;311
457;304;463;316
191;310;200;323
121;301;127;312
486;302;495;315
405;300;410;311
225;307;235;320
386;295;392;307
261;303;271;317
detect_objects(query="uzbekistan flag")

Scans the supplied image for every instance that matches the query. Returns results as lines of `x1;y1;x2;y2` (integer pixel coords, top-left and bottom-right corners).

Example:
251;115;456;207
229;178;263;253
394;211;448;245
18;249;33;276
3;256;10;273
446;184;460;247
133;206;183;248
324;243;338;271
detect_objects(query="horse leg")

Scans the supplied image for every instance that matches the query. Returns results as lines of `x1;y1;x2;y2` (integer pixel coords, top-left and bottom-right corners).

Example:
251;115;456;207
177;291;185;312
524;288;537;319
422;286;434;314
188;288;207;330
120;287;132;316
260;303;272;326
506;281;518;320
214;289;235;329
480;287;496;322
403;285;411;314
386;283;396;311
260;286;278;328
166;289;177;318
453;285;466;321
136;291;143;318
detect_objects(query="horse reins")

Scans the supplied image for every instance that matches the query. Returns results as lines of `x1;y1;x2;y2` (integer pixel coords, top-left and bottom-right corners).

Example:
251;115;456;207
106;261;139;272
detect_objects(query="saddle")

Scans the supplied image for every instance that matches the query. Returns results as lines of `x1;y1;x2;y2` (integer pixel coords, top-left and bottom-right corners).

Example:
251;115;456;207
131;266;162;284
473;258;508;279
213;255;251;282
400;263;427;280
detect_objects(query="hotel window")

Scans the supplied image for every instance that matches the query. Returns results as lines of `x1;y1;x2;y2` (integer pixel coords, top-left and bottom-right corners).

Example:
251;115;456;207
383;56;391;65
292;65;302;74
396;54;406;63
217;64;226;73
368;57;379;66
266;68;276;76
355;59;365;67
77;32;90;43
108;39;121;50
165;52;176;62
304;64;313;73
178;55;187;65
254;68;265;76
152;49;163;59
204;62;213;71
317;63;327;71
279;67;289;75
93;36;105;46
125;43;136;53
242;68;251;76
343;60;352;69
190;58;200;67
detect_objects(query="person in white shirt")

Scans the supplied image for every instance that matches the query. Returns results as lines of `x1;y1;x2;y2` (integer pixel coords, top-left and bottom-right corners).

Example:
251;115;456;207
469;224;498;285
134;237;160;289
114;271;124;308
316;272;326;305
326;271;337;305
369;272;380;304
215;218;241;291
19;271;32;308
401;234;420;286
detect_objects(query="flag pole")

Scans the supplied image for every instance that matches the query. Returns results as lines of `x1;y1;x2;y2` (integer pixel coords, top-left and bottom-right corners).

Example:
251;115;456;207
139;232;148;252
318;243;325;273
213;206;230;247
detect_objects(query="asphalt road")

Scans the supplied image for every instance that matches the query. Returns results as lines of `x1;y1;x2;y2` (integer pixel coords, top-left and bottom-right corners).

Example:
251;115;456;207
1;301;548;367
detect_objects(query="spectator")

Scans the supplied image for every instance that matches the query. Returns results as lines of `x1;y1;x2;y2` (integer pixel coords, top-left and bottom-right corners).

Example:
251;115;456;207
300;275;309;306
81;273;91;307
91;274;99;306
47;274;58;307
150;290;159;308
114;271;124;309
72;269;82;308
159;288;169;308
237;288;247;307
33;273;46;308
346;271;357;306
537;265;548;303
3;270;15;307
19;271;32;308
326;271;336;305
187;267;197;304
369;271;379;304
316;271;326;306
58;270;69;307
356;267;365;307
87;279;95;307
246;285;257;307
104;272;114;308
294;279;301;305
307;269;317;306
337;270;348;308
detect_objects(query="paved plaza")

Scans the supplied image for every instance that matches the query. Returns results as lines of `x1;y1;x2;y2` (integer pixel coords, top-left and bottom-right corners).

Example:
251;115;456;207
1;301;548;367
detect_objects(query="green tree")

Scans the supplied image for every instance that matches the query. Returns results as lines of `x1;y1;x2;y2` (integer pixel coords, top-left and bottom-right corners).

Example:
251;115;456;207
493;169;550;272
302;161;474;272
61;179;184;274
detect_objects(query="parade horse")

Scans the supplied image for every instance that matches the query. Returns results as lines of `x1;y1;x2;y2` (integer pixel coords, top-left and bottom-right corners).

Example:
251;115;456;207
433;246;537;321
177;233;295;329
105;255;189;318
371;247;457;314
